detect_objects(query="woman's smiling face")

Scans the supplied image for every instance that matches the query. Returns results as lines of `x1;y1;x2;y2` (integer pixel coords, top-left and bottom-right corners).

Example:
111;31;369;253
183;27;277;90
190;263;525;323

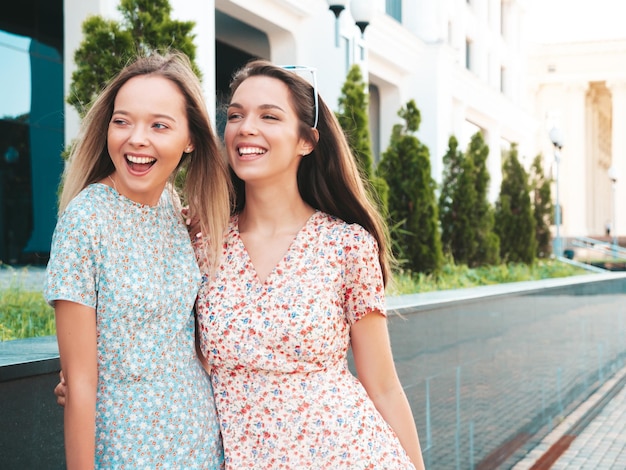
224;75;312;186
107;75;193;205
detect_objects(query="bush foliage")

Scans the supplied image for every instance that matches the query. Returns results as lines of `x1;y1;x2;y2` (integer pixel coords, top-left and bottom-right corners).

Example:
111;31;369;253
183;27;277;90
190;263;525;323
439;136;478;264
335;64;389;211
378;100;443;274
466;132;500;266
495;144;536;263
439;133;500;267
68;0;198;117
529;154;553;257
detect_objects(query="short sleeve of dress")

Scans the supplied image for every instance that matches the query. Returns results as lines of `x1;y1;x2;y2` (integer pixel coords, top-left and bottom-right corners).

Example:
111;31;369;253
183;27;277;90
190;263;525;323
342;224;386;325
44;197;99;309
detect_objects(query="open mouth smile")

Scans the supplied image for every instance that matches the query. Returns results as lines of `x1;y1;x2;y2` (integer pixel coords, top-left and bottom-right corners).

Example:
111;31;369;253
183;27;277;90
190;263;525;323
237;146;266;157
126;154;156;171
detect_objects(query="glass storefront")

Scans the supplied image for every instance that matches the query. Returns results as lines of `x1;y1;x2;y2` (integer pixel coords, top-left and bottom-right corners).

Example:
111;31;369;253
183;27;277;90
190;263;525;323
0;0;64;265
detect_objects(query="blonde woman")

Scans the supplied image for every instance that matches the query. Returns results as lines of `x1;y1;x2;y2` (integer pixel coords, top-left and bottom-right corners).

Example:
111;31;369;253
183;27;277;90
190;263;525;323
45;52;230;469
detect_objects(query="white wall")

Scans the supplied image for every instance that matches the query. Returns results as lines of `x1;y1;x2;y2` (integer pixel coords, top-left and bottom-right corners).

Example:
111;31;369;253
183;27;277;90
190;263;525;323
68;0;592;224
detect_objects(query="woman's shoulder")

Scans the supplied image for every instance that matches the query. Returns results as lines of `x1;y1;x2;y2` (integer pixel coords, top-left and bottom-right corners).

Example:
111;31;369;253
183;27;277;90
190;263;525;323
52;185;112;245
62;183;111;217
315;211;373;241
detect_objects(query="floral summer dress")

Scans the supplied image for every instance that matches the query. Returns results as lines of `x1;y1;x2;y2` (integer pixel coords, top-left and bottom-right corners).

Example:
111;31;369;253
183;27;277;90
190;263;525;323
196;211;414;469
45;184;223;469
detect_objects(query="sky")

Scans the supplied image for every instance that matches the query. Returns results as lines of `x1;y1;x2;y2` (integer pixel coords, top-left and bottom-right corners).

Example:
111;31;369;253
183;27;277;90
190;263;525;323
525;0;626;43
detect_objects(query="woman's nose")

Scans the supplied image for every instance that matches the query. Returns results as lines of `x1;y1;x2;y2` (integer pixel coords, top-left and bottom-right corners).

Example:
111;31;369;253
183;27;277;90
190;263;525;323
128;125;149;145
238;116;258;135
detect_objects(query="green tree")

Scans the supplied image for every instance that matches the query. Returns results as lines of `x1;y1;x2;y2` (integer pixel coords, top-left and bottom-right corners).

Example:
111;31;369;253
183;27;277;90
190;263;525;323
377;100;443;274
529;154;553;257
335;64;388;211
495;144;536;263
68;0;198;117
62;0;198;194
466;132;500;266
438;136;478;264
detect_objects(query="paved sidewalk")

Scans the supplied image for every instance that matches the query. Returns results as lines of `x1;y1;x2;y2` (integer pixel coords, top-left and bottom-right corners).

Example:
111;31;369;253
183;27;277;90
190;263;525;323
514;365;626;470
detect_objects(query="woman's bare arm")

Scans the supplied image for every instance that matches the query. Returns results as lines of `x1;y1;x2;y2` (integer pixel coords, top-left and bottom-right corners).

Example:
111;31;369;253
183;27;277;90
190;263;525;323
55;300;98;470
351;311;425;469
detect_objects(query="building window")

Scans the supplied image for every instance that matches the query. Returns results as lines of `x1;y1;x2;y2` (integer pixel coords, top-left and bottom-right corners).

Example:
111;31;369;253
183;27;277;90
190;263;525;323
500;66;506;94
385;0;402;22
1;0;64;265
465;39;472;71
343;36;351;72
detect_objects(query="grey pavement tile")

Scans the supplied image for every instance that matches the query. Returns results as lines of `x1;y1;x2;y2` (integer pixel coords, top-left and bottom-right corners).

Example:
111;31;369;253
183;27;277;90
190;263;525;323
394;291;626;469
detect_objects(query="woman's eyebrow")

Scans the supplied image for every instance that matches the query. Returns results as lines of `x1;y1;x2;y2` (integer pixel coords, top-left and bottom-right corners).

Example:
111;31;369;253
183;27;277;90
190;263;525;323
228;102;286;113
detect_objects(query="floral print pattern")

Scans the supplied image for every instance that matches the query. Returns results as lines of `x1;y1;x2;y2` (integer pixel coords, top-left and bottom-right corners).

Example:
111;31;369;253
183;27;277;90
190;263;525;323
196;211;414;469
45;184;223;469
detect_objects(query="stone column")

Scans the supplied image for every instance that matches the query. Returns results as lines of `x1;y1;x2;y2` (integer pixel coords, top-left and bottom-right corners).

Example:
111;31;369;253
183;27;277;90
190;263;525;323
561;82;589;237
607;80;626;239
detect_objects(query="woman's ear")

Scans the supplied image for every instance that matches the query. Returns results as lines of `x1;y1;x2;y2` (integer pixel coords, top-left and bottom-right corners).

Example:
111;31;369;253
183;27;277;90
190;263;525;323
300;129;319;156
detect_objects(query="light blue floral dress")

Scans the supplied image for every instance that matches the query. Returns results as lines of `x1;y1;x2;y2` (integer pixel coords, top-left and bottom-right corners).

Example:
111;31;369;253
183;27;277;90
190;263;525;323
45;183;223;469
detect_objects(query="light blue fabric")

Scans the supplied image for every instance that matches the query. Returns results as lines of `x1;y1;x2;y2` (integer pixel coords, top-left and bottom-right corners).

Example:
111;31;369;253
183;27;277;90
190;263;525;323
45;183;223;469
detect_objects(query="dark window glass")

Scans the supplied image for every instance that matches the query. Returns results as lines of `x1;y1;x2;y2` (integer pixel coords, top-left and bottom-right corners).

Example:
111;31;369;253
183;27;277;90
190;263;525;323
0;0;63;265
386;0;402;22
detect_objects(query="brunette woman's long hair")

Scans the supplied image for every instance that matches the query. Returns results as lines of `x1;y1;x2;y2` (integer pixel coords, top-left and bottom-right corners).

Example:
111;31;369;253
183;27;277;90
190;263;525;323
228;59;392;285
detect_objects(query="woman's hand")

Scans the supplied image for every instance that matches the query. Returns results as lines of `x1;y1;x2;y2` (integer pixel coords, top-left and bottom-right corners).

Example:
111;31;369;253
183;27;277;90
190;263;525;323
182;206;202;240
54;370;67;407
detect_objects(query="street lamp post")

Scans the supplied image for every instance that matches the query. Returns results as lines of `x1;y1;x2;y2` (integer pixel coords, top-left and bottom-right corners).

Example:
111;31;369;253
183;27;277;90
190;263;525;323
608;165;618;251
550;127;564;257
327;0;372;47
327;1;348;47
350;0;374;37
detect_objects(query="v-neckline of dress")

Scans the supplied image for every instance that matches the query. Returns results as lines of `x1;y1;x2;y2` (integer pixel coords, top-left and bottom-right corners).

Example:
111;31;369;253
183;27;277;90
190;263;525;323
234;210;320;286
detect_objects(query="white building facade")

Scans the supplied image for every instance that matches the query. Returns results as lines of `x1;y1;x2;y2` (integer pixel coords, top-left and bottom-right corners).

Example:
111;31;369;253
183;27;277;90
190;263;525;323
64;0;536;203
3;0;620;264
59;0;626;244
528;39;626;240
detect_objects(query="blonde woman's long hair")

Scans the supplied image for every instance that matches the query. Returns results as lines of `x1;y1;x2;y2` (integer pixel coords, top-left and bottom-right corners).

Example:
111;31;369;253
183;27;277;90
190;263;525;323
60;51;231;272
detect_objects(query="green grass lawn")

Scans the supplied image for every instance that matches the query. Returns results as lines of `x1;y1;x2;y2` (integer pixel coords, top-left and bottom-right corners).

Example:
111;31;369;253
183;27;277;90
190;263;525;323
388;259;589;295
0;286;55;341
0;259;590;341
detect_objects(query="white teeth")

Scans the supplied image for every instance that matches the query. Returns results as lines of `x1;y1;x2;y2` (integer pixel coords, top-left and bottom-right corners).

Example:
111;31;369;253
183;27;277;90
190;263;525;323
126;155;156;164
238;147;266;156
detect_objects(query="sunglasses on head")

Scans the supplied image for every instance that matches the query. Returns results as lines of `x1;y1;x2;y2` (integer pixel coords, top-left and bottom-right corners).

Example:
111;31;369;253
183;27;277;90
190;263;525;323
280;65;319;130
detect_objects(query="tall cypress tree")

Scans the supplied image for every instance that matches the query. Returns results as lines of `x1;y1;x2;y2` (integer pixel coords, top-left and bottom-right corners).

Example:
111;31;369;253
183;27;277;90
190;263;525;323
495;144;536;263
336;64;389;211
68;0;198;117
336;65;373;177
466;132;500;266
529;154;553;257
439;136;478;264
378;100;442;273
